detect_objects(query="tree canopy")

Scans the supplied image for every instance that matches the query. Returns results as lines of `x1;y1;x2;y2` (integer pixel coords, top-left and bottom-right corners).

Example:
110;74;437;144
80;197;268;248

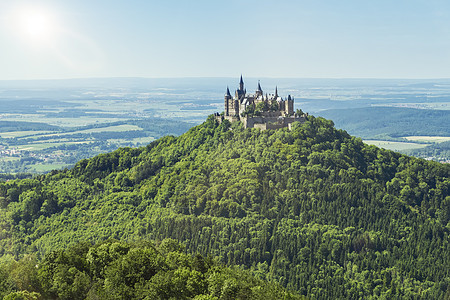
0;115;449;298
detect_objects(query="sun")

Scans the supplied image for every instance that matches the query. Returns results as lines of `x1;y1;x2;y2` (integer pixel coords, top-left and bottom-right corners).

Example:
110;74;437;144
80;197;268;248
16;7;58;44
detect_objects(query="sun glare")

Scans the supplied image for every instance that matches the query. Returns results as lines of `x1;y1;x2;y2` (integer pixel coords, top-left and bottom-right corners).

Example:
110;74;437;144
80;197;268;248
5;3;104;72
16;7;57;43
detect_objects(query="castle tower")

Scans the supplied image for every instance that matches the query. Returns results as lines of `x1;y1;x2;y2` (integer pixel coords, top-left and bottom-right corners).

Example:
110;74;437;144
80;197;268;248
234;98;239;116
286;95;294;115
256;80;263;97
236;75;246;99
289;96;294;115
225;86;231;116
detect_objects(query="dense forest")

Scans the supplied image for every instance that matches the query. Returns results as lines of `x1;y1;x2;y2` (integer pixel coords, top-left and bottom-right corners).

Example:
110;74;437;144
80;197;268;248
0;239;302;299
0;115;449;299
0;121;59;132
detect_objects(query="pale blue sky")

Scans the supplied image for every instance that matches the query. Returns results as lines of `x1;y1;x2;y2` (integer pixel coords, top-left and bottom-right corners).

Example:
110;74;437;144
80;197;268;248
1;0;450;80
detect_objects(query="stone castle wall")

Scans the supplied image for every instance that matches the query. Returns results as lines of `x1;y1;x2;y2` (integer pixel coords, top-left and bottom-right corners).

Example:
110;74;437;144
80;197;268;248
243;115;306;130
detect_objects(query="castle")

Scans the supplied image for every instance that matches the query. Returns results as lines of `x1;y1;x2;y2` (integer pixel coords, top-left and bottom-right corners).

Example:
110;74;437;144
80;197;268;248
215;76;306;130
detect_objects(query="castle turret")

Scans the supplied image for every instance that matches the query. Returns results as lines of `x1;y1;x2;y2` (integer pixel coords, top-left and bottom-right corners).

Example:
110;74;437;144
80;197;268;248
225;86;231;116
286;95;294;115
234;98;239;116
236;75;246;99
256;80;263;97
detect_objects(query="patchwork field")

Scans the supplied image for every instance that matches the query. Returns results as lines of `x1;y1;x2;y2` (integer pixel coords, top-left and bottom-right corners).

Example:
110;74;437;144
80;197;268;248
21;125;143;140
27;163;73;172
364;140;430;151
2;116;124;127
0;131;53;138
107;136;156;144
403;136;450;143
0;157;21;162
15;141;92;151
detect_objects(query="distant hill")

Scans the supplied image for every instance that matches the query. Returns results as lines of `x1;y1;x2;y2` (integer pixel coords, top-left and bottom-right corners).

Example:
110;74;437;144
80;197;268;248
0;121;60;132
319;107;450;138
0;115;449;299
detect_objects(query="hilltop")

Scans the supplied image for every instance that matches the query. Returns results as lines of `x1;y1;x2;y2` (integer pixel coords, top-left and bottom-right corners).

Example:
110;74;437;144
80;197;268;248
0;115;449;298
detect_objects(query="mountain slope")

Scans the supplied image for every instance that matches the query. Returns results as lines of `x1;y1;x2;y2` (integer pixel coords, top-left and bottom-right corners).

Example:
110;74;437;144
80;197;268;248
1;115;449;299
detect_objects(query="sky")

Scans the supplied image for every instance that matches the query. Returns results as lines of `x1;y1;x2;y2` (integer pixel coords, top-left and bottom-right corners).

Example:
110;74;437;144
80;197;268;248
1;0;450;80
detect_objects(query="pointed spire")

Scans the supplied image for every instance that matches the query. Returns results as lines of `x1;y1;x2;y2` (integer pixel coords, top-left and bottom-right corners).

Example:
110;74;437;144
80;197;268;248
257;80;262;92
226;86;231;97
239;75;244;91
275;86;278;98
288;95;291;101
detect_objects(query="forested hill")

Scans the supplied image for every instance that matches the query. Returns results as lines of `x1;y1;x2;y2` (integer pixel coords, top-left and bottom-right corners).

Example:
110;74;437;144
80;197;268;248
1;115;450;299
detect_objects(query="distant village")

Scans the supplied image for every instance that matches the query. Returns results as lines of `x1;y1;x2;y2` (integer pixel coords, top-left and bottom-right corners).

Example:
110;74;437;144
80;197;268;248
0;145;68;163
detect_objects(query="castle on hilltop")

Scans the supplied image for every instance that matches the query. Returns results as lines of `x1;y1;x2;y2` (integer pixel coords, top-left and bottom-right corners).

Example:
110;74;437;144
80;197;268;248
215;76;306;130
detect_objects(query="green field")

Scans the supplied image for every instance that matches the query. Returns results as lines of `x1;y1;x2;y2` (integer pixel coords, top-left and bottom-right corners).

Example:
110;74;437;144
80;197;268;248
0;157;21;162
28;163;72;172
403;136;450;143
0;130;53;138
364;140;430;151
69;124;142;134
130;136;155;143
28;138;88;144
4;116;123;127
15;141;92;151
23;124;143;140
107;136;155;145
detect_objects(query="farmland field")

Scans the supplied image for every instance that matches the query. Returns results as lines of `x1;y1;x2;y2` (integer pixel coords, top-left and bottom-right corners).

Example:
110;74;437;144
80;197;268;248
3;116;124;127
0;157;21;162
28;163;72;173
0;131;53;138
364;140;430;151
23;125;143;140
403;136;450;143
15;141;92;151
